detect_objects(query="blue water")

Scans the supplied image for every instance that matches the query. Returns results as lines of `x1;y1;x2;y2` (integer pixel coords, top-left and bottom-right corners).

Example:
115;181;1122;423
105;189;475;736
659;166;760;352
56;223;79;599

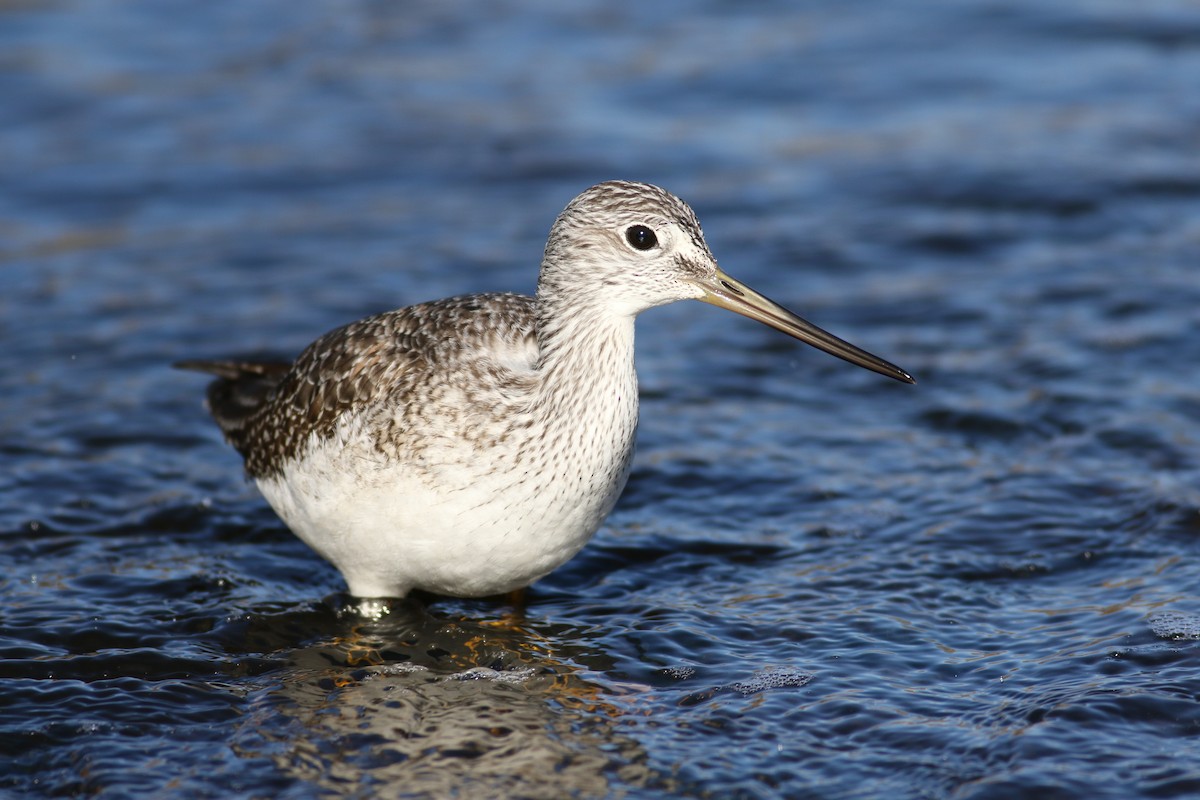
4;1;1200;797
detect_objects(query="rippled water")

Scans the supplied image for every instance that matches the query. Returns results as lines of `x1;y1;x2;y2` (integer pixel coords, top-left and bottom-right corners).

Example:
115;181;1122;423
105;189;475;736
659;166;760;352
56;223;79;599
4;0;1200;797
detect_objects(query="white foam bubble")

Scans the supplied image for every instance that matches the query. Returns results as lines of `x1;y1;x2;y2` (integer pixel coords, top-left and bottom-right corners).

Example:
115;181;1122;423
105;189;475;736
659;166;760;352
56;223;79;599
1149;611;1200;640
727;668;814;695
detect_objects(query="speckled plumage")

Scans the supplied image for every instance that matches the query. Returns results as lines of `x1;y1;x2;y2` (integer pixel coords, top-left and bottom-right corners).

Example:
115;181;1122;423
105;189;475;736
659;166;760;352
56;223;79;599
185;293;540;479
178;181;912;599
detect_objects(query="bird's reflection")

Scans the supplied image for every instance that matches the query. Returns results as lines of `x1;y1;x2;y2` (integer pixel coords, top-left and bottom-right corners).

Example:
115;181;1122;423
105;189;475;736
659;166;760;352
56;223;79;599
230;598;652;798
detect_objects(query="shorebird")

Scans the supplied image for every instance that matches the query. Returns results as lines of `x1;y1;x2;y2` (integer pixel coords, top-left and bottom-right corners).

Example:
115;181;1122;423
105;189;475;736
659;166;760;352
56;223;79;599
178;181;913;600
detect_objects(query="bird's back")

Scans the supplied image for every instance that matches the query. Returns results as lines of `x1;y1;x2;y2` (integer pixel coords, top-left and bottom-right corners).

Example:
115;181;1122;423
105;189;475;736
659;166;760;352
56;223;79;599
176;292;539;478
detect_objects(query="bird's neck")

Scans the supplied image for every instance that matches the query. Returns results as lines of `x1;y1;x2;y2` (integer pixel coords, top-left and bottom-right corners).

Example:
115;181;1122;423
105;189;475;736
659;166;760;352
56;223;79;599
532;291;638;419
532;286;643;462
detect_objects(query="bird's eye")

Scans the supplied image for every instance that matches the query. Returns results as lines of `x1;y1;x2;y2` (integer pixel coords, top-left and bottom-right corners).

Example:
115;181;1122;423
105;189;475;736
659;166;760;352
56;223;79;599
625;225;658;251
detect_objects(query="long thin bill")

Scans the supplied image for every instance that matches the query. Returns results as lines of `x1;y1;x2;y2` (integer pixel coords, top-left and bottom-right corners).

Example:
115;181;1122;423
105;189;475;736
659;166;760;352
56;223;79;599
699;269;915;384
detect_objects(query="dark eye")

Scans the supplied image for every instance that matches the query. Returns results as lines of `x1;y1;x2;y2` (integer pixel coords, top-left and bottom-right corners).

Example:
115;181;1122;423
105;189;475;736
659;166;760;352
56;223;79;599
625;225;658;251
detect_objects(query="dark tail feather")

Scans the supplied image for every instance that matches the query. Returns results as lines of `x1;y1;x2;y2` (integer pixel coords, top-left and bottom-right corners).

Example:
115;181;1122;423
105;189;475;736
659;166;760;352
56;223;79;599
174;359;292;381
175;359;292;443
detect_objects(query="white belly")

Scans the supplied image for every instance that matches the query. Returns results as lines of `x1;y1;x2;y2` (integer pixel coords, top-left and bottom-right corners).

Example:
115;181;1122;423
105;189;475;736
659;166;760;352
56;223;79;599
257;410;634;598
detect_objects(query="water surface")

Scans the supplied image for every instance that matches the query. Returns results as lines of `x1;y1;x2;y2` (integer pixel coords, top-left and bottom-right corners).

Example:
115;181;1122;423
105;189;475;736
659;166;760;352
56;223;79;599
3;1;1200;797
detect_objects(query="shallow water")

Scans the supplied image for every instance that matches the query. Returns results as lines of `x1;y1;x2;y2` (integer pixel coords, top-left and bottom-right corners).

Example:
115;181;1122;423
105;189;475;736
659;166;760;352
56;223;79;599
4;0;1200;797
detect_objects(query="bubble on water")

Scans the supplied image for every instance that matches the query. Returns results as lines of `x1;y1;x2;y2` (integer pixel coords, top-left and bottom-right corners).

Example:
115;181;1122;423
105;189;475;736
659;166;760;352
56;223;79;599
1148;611;1200;640
727;668;814;696
447;666;539;684
374;662;431;677
677;667;815;707
367;663;538;684
659;666;696;680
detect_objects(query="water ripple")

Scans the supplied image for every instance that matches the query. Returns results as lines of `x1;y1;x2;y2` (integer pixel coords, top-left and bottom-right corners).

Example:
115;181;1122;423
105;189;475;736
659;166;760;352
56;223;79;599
4;0;1200;797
